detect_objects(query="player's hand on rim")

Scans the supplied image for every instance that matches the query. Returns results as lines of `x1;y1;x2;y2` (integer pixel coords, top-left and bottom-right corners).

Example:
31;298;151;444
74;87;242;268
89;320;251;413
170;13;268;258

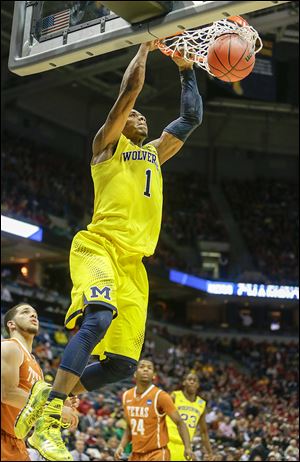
171;54;194;70
170;47;194;70
141;40;158;52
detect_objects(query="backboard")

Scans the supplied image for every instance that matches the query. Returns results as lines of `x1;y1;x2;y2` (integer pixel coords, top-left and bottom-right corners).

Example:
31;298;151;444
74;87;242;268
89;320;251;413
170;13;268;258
9;1;290;76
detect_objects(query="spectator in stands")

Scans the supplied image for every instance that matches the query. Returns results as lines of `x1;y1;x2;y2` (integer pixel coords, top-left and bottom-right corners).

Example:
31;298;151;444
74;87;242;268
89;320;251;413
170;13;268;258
1;283;12;302
284;439;299;460
80;408;97;433
223;179;298;285
54;328;69;346
70;439;90;461
1;282;298;461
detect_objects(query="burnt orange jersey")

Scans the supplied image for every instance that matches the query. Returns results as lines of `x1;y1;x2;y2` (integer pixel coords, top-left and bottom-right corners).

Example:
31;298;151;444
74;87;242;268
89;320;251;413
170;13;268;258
123;384;177;454
1;338;43;436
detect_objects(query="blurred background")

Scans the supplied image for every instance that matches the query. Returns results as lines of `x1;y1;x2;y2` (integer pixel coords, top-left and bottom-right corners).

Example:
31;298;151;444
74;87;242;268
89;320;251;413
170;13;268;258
1;1;299;461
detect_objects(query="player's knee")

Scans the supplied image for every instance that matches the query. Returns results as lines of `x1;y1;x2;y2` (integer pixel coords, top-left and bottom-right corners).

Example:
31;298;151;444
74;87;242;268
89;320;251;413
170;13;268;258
80;306;113;345
105;356;137;381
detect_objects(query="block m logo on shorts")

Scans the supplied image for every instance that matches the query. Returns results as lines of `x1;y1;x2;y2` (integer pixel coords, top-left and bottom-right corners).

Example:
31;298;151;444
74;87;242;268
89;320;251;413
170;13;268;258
90;285;111;300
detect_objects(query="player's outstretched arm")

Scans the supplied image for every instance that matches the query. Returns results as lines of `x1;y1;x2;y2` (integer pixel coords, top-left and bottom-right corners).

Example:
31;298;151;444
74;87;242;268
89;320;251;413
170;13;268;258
149;56;203;165
92;41;157;163
115;422;131;460
1;342;29;409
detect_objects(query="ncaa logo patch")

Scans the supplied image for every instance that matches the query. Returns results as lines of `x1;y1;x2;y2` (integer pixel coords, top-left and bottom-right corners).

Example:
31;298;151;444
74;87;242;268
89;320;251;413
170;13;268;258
90;285;111;300
146;399;152;405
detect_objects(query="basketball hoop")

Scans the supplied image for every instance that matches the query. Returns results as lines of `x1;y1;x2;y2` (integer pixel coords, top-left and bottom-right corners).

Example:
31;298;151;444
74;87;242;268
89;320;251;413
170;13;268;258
156;16;263;76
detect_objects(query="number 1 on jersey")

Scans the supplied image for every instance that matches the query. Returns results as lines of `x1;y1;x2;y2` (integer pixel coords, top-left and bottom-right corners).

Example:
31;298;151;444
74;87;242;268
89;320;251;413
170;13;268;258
144;169;152;197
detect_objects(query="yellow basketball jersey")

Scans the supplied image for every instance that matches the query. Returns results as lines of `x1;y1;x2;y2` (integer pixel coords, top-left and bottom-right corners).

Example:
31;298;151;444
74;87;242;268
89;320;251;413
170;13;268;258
166;390;206;444
87;133;163;257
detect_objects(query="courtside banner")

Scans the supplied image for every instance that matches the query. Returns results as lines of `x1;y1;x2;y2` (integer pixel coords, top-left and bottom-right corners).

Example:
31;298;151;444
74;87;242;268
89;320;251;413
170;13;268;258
169;269;299;300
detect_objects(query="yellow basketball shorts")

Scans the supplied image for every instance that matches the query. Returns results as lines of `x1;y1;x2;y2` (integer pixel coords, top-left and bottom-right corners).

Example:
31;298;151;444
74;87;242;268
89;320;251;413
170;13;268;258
167;441;186;461
65;230;149;362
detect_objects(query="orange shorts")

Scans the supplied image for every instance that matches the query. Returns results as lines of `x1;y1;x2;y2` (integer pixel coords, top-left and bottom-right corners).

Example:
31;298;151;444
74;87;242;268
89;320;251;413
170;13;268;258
130;447;170;461
1;429;30;461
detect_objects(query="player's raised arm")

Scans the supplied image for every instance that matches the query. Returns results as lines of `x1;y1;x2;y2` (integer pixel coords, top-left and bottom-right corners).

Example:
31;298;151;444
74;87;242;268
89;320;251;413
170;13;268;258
150;55;203;165
92;41;157;163
1;342;28;409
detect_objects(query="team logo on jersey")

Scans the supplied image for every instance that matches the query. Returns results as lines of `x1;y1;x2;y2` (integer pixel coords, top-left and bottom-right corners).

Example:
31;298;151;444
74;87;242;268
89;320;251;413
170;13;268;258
90;285;111;300
146;399;152;405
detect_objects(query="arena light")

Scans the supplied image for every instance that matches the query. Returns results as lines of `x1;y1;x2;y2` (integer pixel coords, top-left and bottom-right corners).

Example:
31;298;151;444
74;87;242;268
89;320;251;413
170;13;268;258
21;266;29;277
1;215;43;242
169;270;299;300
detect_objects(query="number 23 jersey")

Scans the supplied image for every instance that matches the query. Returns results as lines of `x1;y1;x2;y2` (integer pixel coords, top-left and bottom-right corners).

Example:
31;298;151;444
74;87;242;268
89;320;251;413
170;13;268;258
166;390;206;444
87;133;163;257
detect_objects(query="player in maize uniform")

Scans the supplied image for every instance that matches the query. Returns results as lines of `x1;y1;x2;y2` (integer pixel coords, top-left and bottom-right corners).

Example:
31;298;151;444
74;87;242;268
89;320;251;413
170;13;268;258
167;373;213;461
115;359;193;461
16;40;203;461
65;132;162;362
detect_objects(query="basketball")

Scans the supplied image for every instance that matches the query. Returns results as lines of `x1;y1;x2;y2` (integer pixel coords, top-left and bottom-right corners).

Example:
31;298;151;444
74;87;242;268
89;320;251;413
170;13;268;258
207;33;255;82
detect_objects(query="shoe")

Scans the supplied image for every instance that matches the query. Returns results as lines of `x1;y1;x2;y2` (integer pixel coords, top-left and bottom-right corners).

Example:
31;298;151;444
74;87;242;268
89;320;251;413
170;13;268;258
27;398;73;461
14;380;51;439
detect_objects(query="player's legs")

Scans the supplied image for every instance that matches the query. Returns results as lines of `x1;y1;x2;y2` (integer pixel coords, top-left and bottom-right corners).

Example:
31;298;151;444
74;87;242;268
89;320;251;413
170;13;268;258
50;306;113;395
91;253;149;362
71;252;149;393
72;353;136;393
51;231;118;394
27;232;119;460
27;308;114;460
168;441;186;461
1;430;30;461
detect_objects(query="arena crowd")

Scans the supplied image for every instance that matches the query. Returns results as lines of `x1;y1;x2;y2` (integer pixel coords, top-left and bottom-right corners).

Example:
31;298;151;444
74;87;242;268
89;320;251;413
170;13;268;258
1;298;298;461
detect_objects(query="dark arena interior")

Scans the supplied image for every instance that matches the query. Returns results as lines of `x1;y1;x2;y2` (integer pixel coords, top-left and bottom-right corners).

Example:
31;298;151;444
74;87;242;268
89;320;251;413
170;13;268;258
1;2;299;461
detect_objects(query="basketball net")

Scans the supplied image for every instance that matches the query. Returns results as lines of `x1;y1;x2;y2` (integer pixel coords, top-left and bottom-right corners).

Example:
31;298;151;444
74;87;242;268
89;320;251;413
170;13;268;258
156;16;263;76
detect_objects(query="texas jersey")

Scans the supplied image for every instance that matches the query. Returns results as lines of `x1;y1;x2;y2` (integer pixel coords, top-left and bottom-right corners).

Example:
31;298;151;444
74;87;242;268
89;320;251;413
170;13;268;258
166;390;206;444
87;133;163;257
1;338;43;436
123;384;176;453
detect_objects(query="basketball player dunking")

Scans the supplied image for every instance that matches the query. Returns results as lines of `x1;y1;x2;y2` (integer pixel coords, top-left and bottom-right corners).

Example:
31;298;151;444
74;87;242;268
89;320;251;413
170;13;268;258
167;373;213;461
1;303;77;461
16;40;203;461
115;359;193;461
